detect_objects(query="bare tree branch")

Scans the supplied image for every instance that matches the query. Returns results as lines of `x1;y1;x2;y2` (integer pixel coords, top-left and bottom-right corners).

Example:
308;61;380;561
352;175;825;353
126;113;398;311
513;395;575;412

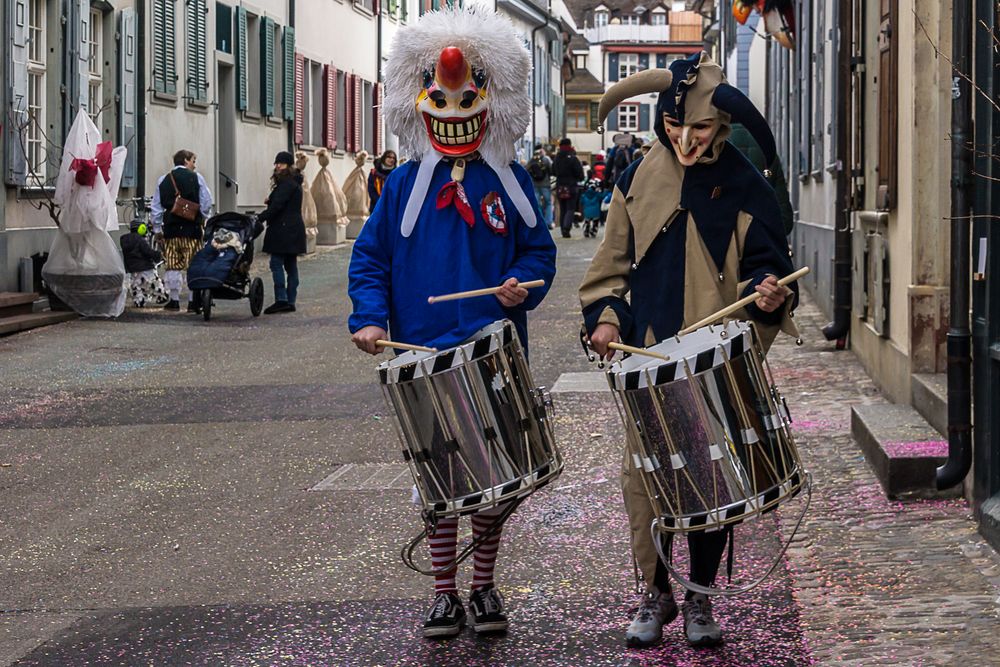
914;9;1000;115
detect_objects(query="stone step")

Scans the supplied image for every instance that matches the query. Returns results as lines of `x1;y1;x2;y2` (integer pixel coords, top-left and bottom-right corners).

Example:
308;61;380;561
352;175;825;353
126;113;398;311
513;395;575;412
850;403;961;499
0;311;77;337
0;291;39;317
912;372;948;437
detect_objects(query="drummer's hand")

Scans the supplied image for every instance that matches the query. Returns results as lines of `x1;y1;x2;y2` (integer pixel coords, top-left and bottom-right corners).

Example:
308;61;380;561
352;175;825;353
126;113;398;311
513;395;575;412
754;275;792;313
352;326;387;355
590;323;620;361
495;278;529;308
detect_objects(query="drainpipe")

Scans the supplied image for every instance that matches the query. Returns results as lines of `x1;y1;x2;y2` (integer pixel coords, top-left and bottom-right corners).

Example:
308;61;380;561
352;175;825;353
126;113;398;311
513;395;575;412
288;0;296;151
136;0;146;197
822;0;851;341
532;23;544;147
937;0;974;490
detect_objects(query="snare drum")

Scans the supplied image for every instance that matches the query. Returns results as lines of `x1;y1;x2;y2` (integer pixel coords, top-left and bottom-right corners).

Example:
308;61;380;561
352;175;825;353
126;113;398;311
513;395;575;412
378;320;562;518
608;320;806;534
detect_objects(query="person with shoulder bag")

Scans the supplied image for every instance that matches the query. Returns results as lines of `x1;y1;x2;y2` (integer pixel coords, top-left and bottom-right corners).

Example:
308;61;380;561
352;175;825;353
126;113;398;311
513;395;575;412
257;151;307;314
150;149;214;312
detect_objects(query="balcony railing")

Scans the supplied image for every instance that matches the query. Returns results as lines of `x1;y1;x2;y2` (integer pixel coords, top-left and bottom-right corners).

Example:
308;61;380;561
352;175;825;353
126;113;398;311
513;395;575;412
584;24;671;43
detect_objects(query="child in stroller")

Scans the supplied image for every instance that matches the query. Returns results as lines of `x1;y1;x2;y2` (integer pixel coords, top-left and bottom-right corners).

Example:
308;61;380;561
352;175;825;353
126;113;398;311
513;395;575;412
186;212;266;320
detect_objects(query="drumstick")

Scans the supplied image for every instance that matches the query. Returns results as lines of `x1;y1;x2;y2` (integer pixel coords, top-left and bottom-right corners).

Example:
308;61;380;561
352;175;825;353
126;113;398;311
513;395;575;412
679;266;811;335
608;342;671;362
375;340;439;353
427;279;546;304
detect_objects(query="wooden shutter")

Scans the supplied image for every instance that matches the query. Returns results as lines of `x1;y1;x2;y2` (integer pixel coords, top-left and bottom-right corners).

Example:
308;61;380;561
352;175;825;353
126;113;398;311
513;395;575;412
323;65;338;149
118;8;138;186
282;27;295;119
260;17;275;116
812;4;825;172
5;0;29;184
153;0;177;95
353;75;362;153
400;0;408;21
638;103;650;131
235;6;248;110
656;53;666;68
797;1;810;175
186;0;208;103
608;53;619;81
606;107;618;132
75;0;90;116
638;53;649;71
877;0;897;210
294;53;305;144
589;101;600;131
373;83;381;155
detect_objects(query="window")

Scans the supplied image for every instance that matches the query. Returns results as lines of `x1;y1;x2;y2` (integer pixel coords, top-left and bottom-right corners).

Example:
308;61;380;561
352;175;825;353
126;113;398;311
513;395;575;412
87;9;103;122
594;10;608;27
567;102;589;131
306;60;323;145
26;0;46;181
574;54;587;69
620;14;639;25
246;13;260;113
617;103;638;131
354;0;374;12
651;12;666;26
618;53;639;80
337;70;347;149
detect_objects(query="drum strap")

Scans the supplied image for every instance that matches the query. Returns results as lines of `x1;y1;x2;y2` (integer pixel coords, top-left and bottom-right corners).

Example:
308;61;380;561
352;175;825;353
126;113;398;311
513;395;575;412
725;525;735;583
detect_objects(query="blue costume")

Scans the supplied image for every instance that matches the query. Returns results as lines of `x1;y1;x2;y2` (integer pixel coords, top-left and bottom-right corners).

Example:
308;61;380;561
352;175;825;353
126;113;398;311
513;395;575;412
349;159;557;350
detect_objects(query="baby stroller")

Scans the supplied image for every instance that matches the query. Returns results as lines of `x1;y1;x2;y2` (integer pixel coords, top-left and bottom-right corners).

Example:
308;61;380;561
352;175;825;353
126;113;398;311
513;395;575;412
187;212;265;321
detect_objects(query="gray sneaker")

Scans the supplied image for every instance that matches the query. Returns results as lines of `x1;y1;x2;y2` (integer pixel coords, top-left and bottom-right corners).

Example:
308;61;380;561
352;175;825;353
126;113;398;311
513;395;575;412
681;593;722;646
625;588;679;648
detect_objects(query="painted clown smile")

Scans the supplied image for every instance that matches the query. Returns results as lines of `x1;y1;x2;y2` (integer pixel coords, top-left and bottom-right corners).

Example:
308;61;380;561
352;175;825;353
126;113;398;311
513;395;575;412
424;111;487;150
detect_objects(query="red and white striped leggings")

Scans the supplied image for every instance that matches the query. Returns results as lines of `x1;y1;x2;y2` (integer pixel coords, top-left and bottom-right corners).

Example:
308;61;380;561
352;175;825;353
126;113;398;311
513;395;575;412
427;504;507;594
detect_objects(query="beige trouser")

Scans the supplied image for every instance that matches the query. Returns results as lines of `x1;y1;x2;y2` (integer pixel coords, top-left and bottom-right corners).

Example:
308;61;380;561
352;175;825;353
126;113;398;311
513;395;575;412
621;445;661;587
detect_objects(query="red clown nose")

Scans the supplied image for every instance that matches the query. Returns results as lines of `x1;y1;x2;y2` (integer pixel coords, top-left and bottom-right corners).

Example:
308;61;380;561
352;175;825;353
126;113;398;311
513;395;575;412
437;46;467;90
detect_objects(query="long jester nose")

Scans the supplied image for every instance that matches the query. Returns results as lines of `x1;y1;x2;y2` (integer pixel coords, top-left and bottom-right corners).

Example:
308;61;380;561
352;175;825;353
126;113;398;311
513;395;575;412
437;46;468;90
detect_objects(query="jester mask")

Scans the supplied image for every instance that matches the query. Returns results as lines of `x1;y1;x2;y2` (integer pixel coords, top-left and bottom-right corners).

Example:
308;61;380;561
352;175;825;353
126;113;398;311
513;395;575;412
383;6;536;236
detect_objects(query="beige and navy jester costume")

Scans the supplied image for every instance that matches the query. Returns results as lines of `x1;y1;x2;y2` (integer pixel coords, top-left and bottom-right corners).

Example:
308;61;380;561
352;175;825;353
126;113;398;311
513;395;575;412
579;52;800;645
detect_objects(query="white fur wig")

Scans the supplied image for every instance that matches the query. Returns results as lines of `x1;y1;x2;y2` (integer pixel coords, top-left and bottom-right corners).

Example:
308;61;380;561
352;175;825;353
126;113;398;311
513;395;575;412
383;6;531;170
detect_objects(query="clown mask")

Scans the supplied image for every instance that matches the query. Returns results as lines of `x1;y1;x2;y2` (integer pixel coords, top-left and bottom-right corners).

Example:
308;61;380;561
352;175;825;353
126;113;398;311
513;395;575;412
416;46;489;157
662;114;722;166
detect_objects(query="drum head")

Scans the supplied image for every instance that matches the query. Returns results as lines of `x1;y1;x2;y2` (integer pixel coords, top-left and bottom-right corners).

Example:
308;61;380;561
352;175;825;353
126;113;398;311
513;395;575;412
378;319;516;384
607;321;753;390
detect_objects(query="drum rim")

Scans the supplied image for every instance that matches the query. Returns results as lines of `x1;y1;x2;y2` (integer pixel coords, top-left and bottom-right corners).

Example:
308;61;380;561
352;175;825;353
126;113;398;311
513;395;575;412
377;319;517;384
650;467;806;533
606;324;754;391
418;458;563;518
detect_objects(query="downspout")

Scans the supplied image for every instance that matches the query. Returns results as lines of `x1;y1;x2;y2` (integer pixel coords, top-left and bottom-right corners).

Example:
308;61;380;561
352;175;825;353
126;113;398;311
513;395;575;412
937;0;974;489
532;23;544;147
822;0;851;341
136;0;146;197
288;0;296;150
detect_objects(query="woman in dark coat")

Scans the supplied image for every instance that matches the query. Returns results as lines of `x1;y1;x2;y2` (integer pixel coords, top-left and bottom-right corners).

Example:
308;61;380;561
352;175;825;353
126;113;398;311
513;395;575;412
367;150;397;213
552;137;585;238
258;151;306;314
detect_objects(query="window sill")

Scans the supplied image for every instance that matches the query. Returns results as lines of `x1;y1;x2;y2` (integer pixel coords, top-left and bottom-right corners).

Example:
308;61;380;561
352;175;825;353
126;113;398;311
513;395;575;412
241;110;264;123
151;91;178;107
14;185;57;200
184;99;211;113
266;116;285;128
353;3;375;18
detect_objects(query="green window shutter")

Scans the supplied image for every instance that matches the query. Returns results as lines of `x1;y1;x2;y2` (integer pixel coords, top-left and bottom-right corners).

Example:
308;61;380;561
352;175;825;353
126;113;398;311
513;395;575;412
400;0;407;21
186;0;208;102
152;0;176;94
282;27;295;120
5;0;28;184
163;0;177;95
235;6;248;110
260;17;275;116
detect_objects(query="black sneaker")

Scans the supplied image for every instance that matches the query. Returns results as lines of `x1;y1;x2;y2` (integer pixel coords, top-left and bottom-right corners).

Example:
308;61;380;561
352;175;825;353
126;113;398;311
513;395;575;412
263;301;293;314
468;586;508;634
186;301;201;314
163;300;180;311
423;592;466;638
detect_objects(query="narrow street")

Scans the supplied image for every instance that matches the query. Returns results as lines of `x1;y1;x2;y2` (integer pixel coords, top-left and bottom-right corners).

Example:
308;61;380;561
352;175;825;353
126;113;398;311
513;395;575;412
2;235;999;666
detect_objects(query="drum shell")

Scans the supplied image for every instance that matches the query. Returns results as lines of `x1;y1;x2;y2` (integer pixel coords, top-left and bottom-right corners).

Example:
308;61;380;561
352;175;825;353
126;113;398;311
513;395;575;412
379;321;562;517
609;322;805;533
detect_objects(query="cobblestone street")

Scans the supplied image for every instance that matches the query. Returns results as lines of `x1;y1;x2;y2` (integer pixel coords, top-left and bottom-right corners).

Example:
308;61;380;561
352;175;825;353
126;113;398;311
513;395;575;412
2;237;999;666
